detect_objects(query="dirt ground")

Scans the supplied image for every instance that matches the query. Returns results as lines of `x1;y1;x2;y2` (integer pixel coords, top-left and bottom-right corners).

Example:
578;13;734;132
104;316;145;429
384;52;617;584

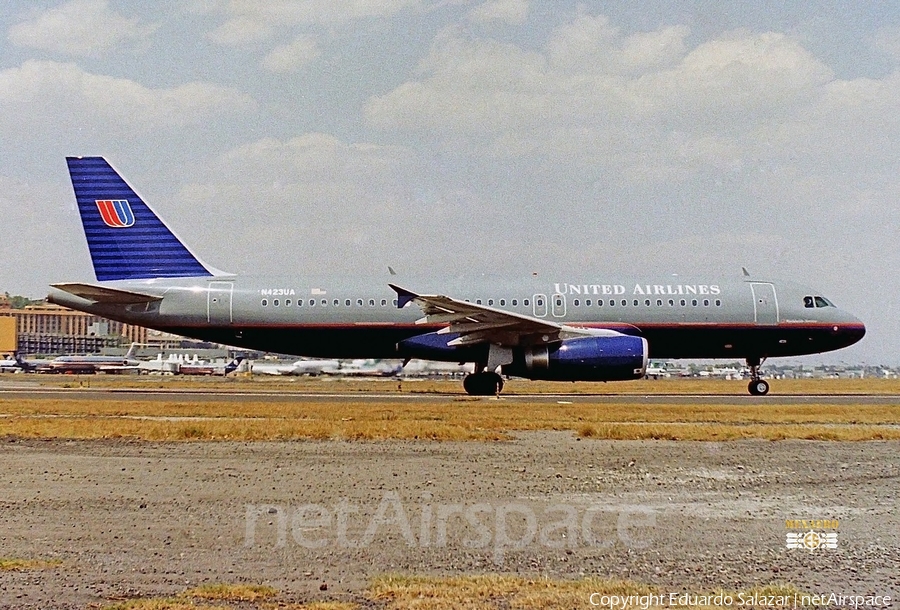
0;433;898;609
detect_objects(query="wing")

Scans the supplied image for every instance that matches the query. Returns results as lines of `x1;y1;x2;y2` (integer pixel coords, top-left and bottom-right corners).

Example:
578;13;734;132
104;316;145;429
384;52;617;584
389;284;612;348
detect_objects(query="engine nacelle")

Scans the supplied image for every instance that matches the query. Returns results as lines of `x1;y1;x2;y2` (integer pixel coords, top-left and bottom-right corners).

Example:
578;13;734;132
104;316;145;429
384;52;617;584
504;335;648;381
397;331;486;363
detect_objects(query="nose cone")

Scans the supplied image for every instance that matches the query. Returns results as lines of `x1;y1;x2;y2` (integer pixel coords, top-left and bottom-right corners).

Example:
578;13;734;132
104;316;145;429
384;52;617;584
837;312;866;349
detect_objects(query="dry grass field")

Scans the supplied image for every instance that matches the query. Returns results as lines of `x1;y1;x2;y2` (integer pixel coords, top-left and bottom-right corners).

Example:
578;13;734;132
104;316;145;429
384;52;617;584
1;376;898;441
92;576;813;610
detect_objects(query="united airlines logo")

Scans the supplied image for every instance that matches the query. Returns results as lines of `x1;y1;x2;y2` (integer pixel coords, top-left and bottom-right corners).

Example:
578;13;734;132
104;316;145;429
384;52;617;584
96;200;135;228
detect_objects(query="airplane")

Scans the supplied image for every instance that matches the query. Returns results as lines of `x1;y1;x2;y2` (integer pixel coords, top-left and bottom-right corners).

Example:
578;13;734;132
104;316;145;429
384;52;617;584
250;358;341;376
179;356;246;376
46;342;140;374
0;353;42;373
47;157;865;396
326;359;404;377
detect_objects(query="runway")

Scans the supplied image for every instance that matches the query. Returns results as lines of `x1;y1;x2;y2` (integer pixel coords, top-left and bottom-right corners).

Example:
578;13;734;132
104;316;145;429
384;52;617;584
0;384;898;404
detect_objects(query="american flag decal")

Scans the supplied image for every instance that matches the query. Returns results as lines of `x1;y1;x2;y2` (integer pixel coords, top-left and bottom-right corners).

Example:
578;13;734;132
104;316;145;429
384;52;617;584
96;200;135;228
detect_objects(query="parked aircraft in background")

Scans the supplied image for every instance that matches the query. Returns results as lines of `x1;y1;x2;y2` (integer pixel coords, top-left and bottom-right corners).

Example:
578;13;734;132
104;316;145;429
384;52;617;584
49;157;865;395
46;343;139;374
250;358;340;376
179;356;246;376
0;354;41;373
327;359;403;377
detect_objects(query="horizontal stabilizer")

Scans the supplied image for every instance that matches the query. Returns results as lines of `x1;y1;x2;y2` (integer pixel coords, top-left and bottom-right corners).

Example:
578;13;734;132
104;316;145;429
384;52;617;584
50;283;162;304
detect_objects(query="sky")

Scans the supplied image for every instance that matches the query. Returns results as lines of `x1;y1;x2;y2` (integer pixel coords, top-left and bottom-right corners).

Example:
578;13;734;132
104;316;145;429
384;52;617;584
1;0;898;365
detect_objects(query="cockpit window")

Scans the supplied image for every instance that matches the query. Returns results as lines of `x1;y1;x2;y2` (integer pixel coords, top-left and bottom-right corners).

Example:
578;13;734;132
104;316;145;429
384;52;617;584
804;295;834;308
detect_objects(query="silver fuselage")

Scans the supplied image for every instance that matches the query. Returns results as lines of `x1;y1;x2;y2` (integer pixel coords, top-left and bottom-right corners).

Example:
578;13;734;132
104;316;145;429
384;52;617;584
48;275;865;361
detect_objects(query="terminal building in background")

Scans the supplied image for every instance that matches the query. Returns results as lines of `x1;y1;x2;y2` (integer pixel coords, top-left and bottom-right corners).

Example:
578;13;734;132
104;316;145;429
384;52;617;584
0;297;147;356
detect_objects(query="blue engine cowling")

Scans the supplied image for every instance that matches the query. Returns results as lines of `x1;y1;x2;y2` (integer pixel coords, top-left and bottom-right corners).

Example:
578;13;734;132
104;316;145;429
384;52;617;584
397;331;486;363
399;331;647;382
503;335;648;381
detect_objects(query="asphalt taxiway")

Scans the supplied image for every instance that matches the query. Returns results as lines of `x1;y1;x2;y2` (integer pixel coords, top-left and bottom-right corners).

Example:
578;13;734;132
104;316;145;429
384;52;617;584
0;384;898;404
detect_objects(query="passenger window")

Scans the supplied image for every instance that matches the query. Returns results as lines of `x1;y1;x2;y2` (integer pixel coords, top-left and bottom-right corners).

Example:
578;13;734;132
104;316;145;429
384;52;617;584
585;299;591;306
645;299;651;306
703;299;710;306
668;299;674;306
633;300;638;306
500;299;506;306
621;299;627;306
715;299;721;307
297;300;303;307
369;299;375;306
656;299;663;306
286;299;292;306
692;299;698;306
345;299;351;307
609;300;615;307
274;299;279;307
381;299;387;306
393;299;398;306
680;299;686;306
524;299;530;306
573;299;580;306
803;296;814;308
512;299;518;306
310;300;315;307
261;299;268;307
488;299;494;306
321;299;327;306
476;299;482;305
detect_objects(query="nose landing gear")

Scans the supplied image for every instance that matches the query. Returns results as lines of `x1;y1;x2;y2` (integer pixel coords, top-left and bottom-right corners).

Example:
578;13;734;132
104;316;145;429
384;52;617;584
746;357;769;396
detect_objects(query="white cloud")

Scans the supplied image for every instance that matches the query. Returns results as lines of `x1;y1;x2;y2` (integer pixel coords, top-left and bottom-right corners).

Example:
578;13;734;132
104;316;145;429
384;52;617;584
206;16;273;46
365;21;845;172
203;0;421;45
0;60;257;136
177;135;426;270
262;36;321;73
467;0;529;26
873;25;900;63
8;0;156;57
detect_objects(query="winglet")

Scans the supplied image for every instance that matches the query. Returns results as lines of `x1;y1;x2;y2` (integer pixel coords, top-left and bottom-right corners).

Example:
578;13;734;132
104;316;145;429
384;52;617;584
389;284;417;308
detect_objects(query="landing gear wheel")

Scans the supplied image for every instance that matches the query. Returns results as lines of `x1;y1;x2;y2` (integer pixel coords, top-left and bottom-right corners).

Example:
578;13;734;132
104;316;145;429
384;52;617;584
745;356;769;396
748;379;770;396
463;372;504;396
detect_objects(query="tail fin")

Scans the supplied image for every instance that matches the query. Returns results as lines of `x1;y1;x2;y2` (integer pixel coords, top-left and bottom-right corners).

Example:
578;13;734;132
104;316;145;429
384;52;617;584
66;157;224;281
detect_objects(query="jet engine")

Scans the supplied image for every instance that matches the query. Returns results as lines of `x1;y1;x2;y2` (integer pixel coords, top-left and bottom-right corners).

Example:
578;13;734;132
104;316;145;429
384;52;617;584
399;331;647;382
503;335;648;381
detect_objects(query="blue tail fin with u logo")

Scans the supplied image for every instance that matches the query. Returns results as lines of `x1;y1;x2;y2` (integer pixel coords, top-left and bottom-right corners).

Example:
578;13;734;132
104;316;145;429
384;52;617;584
66;157;222;281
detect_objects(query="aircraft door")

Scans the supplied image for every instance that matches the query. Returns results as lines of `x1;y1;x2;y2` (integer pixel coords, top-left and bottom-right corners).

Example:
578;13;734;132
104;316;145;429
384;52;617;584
533;294;547;318
749;282;778;325
207;281;234;324
551;293;567;318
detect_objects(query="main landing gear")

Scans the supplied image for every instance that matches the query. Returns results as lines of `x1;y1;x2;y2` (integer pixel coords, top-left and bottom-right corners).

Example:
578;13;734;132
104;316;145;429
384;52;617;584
463;364;504;396
746;357;769;396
